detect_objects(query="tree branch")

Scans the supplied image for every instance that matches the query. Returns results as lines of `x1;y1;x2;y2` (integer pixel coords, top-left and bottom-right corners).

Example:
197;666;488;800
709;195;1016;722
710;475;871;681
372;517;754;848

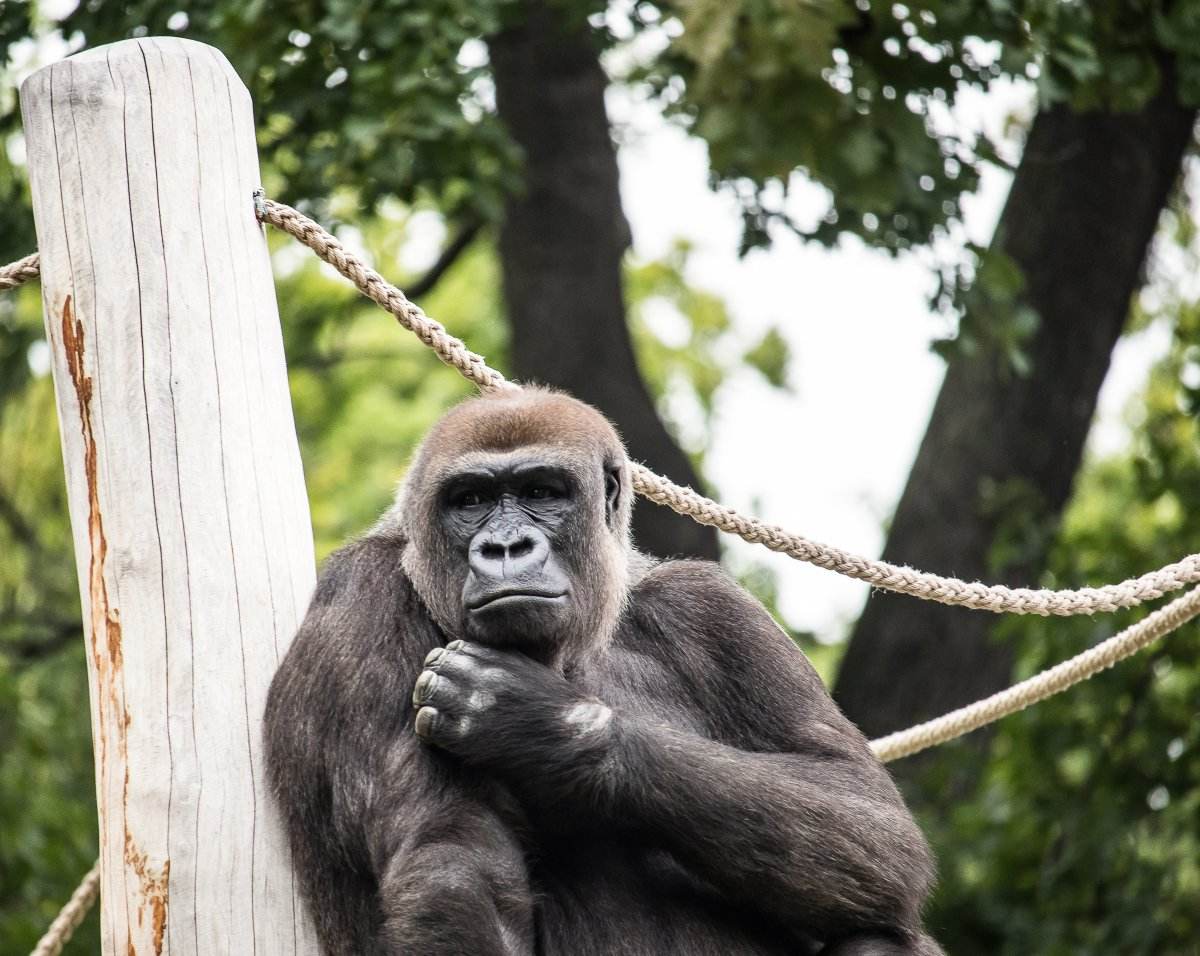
405;219;483;300
0;484;38;550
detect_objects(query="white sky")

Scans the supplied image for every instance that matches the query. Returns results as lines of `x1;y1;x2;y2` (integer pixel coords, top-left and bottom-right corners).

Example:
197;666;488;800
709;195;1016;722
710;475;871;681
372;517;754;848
606;78;1173;641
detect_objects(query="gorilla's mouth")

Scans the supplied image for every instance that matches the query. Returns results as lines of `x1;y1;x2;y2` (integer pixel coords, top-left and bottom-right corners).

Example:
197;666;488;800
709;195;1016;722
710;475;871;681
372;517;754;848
467;590;569;611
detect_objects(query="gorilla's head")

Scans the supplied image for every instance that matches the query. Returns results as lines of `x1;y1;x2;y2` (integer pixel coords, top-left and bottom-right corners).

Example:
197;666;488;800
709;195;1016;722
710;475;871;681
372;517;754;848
393;388;632;665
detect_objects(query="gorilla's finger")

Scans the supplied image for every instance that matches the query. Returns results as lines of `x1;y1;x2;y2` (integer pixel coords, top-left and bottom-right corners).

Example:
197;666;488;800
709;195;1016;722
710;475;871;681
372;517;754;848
412;670;439;707
413;706;440;739
452;641;509;666
412;669;462;709
424;639;466;670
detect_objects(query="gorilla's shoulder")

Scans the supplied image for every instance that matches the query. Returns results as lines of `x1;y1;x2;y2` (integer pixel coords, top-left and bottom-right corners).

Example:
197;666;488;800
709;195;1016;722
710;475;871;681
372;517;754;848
631;557;749;604
627;559;781;650
302;530;436;645
625;559;830;712
312;530;411;603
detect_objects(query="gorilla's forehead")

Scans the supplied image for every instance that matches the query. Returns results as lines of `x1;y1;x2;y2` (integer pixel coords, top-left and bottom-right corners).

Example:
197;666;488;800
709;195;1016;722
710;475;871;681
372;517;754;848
419;391;625;472
427;446;599;485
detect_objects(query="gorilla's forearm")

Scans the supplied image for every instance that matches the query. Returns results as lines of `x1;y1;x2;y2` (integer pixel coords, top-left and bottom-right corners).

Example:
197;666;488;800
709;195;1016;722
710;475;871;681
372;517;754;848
374;805;535;956
511;712;931;941
611;718;931;932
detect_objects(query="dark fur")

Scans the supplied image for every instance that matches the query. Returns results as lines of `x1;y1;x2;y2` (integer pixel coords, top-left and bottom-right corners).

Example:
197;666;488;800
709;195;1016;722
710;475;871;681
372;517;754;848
264;388;943;955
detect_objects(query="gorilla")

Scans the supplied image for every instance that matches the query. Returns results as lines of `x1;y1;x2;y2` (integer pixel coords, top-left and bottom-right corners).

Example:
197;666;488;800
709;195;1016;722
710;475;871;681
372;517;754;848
264;387;943;956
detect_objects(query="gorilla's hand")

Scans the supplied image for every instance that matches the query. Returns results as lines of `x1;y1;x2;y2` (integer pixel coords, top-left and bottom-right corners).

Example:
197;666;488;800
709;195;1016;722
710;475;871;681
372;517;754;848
412;641;614;777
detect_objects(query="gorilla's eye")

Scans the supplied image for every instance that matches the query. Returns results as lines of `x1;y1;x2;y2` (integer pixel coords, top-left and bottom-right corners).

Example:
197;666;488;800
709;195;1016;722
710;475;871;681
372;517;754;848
526;485;559;501
453;490;488;509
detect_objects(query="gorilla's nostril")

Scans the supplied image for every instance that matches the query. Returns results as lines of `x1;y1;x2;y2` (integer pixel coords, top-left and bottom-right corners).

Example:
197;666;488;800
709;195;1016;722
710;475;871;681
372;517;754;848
480;541;506;561
509;537;535;559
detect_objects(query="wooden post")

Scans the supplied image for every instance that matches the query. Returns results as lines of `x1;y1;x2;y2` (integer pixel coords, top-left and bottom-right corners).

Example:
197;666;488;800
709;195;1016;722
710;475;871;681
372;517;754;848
21;37;318;954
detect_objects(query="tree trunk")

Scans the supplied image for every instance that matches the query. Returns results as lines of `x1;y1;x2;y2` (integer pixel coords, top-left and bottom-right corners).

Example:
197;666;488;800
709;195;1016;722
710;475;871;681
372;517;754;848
834;67;1196;746
488;3;718;561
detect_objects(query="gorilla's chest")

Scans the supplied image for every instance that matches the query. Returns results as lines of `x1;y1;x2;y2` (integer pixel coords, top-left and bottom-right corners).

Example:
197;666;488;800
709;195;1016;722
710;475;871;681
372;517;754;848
589;646;718;737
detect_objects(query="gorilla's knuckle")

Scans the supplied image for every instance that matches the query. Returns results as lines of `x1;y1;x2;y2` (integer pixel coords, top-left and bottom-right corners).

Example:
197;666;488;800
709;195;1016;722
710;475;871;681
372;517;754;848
478;664;511;687
423;646;447;668
464;688;498;714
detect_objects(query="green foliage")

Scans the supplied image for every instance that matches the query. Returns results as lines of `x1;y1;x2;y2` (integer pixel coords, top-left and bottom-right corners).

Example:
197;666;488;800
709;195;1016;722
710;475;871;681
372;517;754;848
628;239;791;434
3;0;1200;358
932;245;1041;372
6;0;1200;267
918;304;1200;955
69;0;521;221
0;287;96;955
742;326;792;391
645;0;1200;258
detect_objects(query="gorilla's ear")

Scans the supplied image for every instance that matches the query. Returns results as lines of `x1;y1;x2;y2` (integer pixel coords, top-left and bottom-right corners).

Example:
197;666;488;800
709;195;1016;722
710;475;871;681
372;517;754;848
604;465;622;527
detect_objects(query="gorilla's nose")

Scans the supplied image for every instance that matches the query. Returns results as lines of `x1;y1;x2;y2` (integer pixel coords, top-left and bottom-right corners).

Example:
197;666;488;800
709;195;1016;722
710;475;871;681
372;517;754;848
470;527;549;581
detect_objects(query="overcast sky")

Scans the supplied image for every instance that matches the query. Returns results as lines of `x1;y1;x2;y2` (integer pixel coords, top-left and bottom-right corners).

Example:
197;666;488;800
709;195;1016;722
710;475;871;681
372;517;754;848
608;76;1174;641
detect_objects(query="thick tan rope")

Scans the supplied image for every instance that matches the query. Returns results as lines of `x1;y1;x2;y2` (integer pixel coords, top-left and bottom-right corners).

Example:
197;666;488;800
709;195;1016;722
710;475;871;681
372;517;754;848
29;860;100;956
259;201;510;394
872;583;1200;761
258;199;1200;618
0;252;40;290
631;471;1200;615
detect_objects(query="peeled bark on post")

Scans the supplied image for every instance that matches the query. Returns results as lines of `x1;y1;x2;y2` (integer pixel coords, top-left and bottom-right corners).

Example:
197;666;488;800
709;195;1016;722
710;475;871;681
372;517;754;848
489;4;719;561
21;37;318;953
834;66;1197;748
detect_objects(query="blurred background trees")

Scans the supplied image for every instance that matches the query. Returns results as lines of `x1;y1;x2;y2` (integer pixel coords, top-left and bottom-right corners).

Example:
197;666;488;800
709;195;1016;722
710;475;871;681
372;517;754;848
1;0;1199;952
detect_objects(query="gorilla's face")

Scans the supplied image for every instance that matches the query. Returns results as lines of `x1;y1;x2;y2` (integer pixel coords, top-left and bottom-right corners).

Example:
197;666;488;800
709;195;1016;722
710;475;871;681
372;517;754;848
443;457;577;648
429;449;626;662
398;390;632;666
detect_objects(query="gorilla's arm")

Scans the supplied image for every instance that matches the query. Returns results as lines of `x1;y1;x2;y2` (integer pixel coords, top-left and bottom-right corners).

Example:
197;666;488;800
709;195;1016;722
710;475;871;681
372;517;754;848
265;534;534;956
413;562;934;948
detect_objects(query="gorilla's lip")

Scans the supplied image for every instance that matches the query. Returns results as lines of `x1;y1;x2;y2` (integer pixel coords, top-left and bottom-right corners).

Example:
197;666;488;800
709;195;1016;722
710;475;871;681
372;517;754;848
467;590;569;611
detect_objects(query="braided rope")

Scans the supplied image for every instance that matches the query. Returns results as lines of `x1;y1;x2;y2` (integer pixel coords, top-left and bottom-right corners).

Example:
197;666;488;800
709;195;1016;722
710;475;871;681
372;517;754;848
29;860;100;956
259;201;511;394
259;199;1200;618
0;252;40;290
872;583;1200;761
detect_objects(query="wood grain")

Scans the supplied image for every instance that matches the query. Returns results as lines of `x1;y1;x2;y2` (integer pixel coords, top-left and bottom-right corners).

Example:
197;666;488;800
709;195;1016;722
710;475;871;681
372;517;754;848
21;36;318;955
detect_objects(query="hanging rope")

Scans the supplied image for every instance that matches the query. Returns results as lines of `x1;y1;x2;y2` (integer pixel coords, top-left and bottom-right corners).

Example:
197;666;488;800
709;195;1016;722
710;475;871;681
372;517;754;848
0;252;40;291
29;860;100;956
256;199;1200;618
258;200;510;394
869;583;1200;761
